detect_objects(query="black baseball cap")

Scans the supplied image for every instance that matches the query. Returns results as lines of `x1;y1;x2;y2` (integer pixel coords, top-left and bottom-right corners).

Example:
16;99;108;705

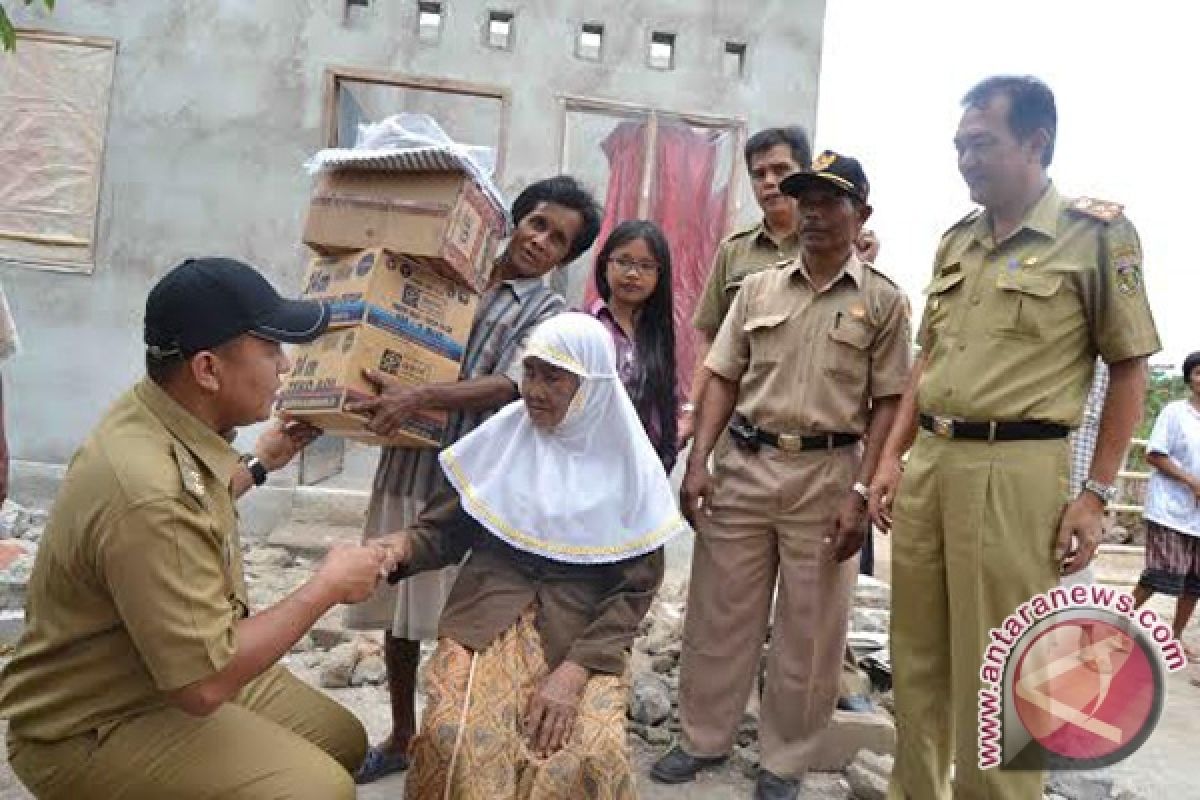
780;150;870;204
144;257;329;359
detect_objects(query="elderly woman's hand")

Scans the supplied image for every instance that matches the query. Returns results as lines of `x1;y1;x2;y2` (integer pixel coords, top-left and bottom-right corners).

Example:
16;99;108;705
525;660;589;757
375;532;413;583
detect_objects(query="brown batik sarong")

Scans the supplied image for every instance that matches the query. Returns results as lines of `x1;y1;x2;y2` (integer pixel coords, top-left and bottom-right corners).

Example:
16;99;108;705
405;609;634;800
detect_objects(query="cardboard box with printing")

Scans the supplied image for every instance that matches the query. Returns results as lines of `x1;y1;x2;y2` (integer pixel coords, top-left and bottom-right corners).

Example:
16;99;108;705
303;170;507;293
277;325;461;448
301;248;478;362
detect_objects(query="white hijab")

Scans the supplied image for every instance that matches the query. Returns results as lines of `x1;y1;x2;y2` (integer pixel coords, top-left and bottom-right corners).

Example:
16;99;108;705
439;312;687;564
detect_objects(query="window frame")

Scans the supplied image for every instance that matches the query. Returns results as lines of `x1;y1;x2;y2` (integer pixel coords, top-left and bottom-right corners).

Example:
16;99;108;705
0;29;118;274
321;67;512;180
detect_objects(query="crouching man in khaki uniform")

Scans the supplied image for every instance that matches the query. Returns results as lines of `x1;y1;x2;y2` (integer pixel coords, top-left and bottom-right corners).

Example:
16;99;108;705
0;258;394;800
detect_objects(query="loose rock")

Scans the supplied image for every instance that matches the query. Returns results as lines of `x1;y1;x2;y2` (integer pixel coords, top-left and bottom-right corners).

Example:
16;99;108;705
319;642;359;688
629;672;672;726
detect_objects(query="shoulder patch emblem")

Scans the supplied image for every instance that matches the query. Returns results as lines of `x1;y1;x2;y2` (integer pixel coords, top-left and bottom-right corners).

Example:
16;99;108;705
1070;196;1124;223
1111;242;1142;295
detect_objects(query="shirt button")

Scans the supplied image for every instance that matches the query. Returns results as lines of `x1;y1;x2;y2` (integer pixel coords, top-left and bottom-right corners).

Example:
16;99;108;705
957;342;967;351
944;388;954;397
970;296;981;305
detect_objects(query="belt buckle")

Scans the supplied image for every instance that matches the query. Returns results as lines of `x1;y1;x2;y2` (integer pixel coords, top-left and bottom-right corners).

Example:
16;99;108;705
931;415;955;438
776;432;803;452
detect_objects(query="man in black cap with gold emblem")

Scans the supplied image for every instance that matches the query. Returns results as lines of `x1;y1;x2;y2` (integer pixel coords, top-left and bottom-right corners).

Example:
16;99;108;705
0;257;394;800
653;153;911;799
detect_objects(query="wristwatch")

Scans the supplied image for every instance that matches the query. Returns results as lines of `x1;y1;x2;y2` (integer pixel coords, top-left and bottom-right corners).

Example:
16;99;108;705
1082;478;1117;506
240;454;269;487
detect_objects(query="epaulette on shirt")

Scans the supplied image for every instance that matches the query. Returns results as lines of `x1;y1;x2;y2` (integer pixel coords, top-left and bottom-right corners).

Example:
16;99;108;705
863;261;901;290
724;223;761;244
1068;196;1124;224
944;208;982;234
173;443;207;500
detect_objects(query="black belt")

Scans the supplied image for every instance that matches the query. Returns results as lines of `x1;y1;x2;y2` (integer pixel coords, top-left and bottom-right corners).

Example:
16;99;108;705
730;417;859;453
919;414;1069;442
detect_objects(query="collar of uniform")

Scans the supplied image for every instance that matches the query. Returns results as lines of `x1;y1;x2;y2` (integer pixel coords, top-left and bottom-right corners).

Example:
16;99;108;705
133;378;241;486
972;182;1062;245
785;248;863;288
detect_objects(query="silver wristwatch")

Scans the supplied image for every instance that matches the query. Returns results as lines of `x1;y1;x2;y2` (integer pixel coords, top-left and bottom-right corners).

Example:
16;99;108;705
1082;478;1117;506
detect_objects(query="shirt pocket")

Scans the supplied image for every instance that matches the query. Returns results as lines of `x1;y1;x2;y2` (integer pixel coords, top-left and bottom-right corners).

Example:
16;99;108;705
826;319;873;382
993;269;1070;340
921;269;965;336
743;311;789;366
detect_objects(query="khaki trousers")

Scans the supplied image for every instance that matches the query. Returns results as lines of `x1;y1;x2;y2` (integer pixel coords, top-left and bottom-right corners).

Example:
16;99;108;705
677;439;858;778
888;432;1066;800
8;665;366;800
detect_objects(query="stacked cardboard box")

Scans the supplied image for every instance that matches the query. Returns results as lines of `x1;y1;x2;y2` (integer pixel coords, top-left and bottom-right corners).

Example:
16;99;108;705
278;166;508;447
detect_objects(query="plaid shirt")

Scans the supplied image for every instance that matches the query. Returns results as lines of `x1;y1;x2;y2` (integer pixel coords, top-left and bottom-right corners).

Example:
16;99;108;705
1068;359;1109;496
372;277;564;499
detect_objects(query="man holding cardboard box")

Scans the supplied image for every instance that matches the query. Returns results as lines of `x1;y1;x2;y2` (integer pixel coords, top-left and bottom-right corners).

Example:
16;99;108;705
342;175;602;783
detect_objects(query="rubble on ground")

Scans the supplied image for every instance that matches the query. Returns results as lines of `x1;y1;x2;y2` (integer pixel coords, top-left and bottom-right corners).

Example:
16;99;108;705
0;502;1165;797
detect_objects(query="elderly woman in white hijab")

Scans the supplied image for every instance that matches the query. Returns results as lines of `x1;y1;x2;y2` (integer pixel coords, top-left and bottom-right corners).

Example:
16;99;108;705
381;312;687;800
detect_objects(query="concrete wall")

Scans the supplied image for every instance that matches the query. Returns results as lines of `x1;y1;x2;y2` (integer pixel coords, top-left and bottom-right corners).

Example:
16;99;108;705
1;0;826;473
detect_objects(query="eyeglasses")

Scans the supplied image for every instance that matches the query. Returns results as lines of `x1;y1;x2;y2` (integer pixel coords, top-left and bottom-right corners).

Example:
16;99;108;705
610;256;660;275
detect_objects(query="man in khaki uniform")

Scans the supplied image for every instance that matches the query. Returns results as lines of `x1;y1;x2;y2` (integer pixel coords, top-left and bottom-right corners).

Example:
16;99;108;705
655;153;911;800
687;127;810;440
0;258;392;800
869;77;1160;800
687;126;876;710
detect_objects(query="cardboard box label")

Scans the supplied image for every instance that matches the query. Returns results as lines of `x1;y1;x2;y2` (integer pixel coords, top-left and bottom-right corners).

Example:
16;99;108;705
278;326;462;448
300;249;478;360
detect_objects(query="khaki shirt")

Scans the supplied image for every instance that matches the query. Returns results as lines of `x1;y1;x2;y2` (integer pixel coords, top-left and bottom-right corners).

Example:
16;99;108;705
916;184;1160;425
692;221;801;335
0;379;246;742
706;251;912;435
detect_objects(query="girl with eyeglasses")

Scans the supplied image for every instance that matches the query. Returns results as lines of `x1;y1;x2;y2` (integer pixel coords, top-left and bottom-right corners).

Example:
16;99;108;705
587;220;680;472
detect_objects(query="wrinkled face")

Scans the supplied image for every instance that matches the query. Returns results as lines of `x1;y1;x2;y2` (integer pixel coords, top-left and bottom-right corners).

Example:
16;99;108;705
522;357;581;430
505;201;586;279
796;187;869;260
954;95;1043;209
604;237;660;310
748;143;804;217
198;334;291;427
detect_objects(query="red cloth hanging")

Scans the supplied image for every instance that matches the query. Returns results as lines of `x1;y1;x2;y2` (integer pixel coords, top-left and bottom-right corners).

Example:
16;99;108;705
582;116;732;404
582;119;647;308
650;122;732;404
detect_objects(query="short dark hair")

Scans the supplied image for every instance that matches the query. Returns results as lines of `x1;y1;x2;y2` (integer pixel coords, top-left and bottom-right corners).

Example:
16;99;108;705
962;75;1058;167
744;127;812;170
510;175;602;265
145;352;186;386
1183;352;1200;383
